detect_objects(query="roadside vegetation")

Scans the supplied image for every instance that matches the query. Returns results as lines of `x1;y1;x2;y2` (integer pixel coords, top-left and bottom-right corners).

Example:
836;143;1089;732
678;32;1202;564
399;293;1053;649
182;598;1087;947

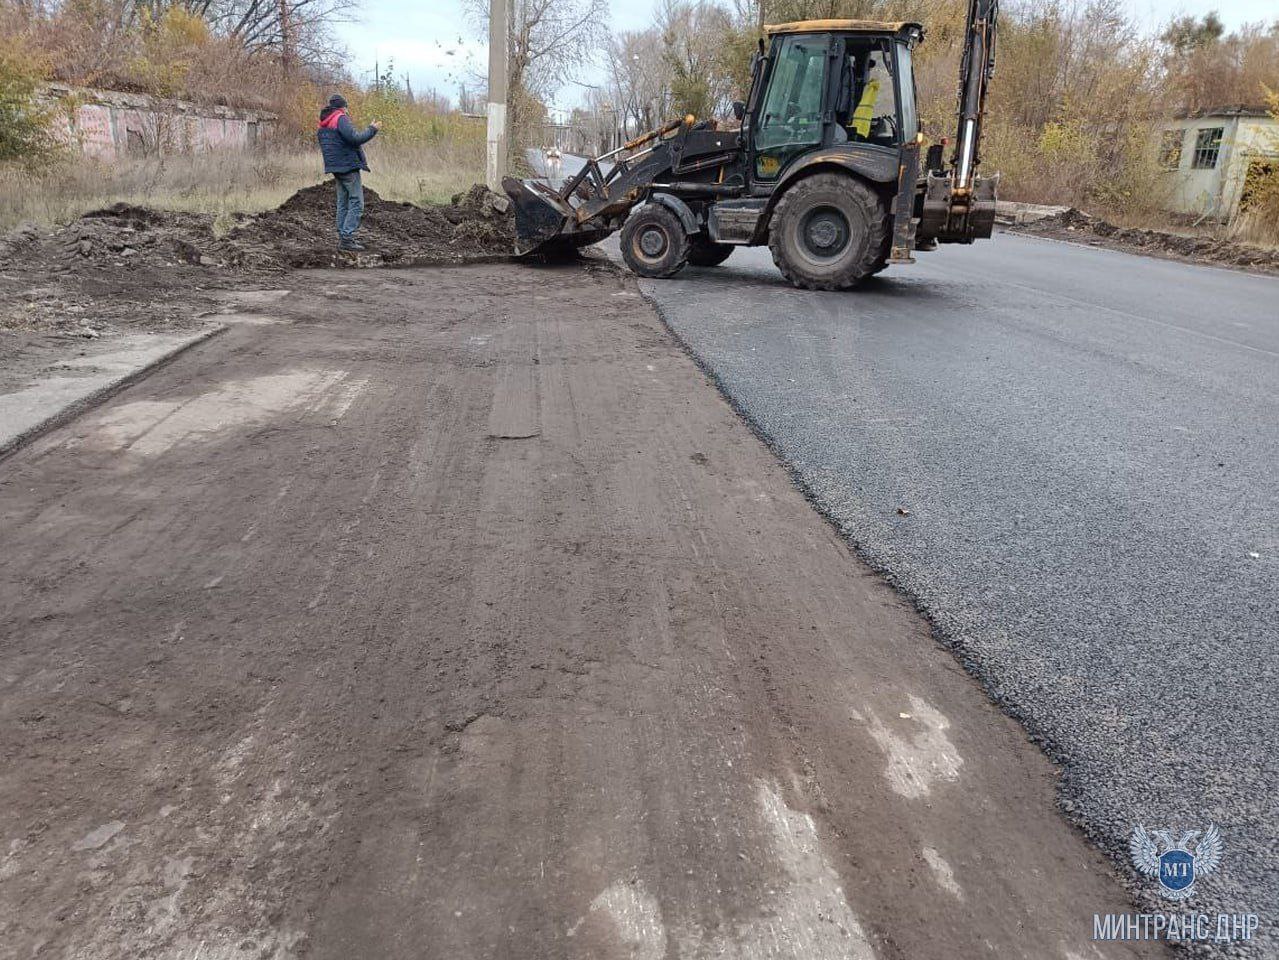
0;41;63;168
1234;89;1279;245
0;0;482;230
0;138;481;232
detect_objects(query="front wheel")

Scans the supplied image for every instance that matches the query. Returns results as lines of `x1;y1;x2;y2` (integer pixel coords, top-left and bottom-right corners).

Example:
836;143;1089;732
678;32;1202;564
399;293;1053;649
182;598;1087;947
621;205;690;279
767;172;889;290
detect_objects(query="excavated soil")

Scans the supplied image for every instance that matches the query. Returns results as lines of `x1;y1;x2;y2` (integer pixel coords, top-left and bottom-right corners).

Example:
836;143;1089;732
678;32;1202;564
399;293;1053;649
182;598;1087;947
0;182;517;338
1008;206;1279;273
222;182;516;270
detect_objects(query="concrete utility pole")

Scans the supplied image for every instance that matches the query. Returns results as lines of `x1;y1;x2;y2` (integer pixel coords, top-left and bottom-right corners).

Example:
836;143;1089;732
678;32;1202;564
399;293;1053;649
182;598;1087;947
486;0;509;191
277;0;293;77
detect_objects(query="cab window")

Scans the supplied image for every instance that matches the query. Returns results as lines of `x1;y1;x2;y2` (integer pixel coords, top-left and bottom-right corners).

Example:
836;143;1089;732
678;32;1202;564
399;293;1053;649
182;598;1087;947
896;43;919;140
833;42;905;146
754;35;827;180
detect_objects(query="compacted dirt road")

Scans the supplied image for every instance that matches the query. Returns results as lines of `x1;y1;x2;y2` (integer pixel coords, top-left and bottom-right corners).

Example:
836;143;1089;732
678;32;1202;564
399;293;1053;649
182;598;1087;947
0;261;1162;959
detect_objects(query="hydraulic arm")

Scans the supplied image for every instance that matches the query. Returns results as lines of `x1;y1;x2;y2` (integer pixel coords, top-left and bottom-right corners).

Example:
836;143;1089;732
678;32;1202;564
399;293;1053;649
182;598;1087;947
954;0;998;191
919;0;999;244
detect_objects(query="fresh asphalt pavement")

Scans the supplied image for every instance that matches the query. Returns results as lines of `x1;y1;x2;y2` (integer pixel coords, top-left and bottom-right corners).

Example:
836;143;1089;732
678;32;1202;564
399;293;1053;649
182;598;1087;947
622;232;1278;952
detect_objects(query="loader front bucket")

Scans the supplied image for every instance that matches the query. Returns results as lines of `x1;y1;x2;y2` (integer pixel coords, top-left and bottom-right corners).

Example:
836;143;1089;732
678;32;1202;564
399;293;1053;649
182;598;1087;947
502;177;572;256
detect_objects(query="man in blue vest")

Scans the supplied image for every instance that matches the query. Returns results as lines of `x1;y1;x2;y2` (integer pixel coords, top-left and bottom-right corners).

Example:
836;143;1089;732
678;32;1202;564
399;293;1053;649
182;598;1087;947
317;94;381;251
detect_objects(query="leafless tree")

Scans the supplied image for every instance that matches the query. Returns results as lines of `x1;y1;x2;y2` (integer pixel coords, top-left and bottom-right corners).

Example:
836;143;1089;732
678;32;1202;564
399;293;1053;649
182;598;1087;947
196;0;353;68
603;28;670;135
595;0;736;137
570;87;622;152
457;82;486;116
465;0;608;157
657;0;735;119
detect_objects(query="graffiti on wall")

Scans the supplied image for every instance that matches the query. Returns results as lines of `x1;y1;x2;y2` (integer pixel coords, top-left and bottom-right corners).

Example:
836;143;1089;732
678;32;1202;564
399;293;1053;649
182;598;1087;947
42;86;275;161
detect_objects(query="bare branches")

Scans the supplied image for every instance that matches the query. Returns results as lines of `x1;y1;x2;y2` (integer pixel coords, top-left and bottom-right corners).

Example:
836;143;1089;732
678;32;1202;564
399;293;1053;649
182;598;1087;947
657;0;735;119
594;0;746;134
604;28;671;133
463;0;606;158
214;0;354;66
0;0;352;108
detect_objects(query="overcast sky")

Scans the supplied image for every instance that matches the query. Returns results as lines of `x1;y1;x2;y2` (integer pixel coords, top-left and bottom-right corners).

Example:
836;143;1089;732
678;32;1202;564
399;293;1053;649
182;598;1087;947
339;0;1277;113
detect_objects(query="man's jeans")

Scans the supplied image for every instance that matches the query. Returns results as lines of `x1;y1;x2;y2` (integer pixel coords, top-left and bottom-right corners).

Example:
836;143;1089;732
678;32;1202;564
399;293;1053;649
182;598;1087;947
334;170;364;240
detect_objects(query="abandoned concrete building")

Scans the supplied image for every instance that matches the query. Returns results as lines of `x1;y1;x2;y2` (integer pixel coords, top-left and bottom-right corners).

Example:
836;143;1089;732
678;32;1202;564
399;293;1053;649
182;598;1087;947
41;85;276;161
1156;105;1278;221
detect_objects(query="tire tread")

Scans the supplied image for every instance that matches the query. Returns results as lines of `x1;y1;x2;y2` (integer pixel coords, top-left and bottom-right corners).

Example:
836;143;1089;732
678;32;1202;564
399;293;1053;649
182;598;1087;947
768;172;889;290
621;205;690;279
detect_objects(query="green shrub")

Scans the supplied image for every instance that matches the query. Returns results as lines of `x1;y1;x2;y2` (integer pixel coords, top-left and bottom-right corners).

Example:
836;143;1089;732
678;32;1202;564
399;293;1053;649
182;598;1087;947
0;42;63;167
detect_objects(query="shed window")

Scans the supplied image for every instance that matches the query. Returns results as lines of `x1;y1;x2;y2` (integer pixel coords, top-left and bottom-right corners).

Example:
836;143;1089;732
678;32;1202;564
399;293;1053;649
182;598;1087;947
1158;129;1183;169
1191;127;1223;169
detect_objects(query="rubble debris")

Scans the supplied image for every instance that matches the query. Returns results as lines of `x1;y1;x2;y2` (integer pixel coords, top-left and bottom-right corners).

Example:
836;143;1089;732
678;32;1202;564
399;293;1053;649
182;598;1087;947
0;205;230;335
1005;207;1279;274
0;183;518;335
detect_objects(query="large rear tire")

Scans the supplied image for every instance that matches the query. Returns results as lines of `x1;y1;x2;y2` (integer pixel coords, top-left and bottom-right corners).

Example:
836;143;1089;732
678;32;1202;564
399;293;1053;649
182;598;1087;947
687;236;735;267
768;172;888;290
867;229;894;276
621;205;690;279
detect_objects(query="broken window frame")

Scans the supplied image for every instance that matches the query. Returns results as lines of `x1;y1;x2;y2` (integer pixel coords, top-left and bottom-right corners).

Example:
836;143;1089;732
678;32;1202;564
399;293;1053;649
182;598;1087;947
1191;127;1223;170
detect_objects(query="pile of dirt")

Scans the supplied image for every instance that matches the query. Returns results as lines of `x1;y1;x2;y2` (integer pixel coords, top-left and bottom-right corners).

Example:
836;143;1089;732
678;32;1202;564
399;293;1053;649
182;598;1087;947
221;182;516;269
0;183;518;336
0;205;238;337
5;205;217;269
1009;207;1279;273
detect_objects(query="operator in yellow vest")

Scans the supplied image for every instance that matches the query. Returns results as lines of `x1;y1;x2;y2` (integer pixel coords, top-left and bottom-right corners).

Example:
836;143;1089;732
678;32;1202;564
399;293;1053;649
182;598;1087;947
850;77;881;138
832;56;884;143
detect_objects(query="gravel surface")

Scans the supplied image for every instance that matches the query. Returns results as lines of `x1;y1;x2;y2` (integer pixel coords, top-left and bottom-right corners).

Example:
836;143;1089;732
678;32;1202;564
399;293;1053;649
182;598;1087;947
626;233;1279;957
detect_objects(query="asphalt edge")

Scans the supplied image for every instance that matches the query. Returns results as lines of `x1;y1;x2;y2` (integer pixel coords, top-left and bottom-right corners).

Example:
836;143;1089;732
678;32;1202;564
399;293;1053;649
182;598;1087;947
0;323;228;465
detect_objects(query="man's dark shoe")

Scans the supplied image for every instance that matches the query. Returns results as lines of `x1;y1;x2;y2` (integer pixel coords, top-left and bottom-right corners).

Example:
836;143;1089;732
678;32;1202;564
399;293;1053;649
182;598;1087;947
337;238;366;252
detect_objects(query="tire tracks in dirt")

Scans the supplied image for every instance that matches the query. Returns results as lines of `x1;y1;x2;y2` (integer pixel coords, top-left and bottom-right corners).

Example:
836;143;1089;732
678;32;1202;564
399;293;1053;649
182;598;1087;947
0;263;1164;959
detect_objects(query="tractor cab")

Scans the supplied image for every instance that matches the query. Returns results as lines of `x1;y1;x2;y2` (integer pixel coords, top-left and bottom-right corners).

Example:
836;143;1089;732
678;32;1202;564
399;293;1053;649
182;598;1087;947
745;21;923;187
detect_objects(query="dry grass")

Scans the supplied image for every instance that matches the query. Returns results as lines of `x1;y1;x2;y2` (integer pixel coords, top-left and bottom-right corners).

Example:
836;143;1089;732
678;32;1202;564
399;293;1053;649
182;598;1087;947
1228;209;1279;249
0;139;482;232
